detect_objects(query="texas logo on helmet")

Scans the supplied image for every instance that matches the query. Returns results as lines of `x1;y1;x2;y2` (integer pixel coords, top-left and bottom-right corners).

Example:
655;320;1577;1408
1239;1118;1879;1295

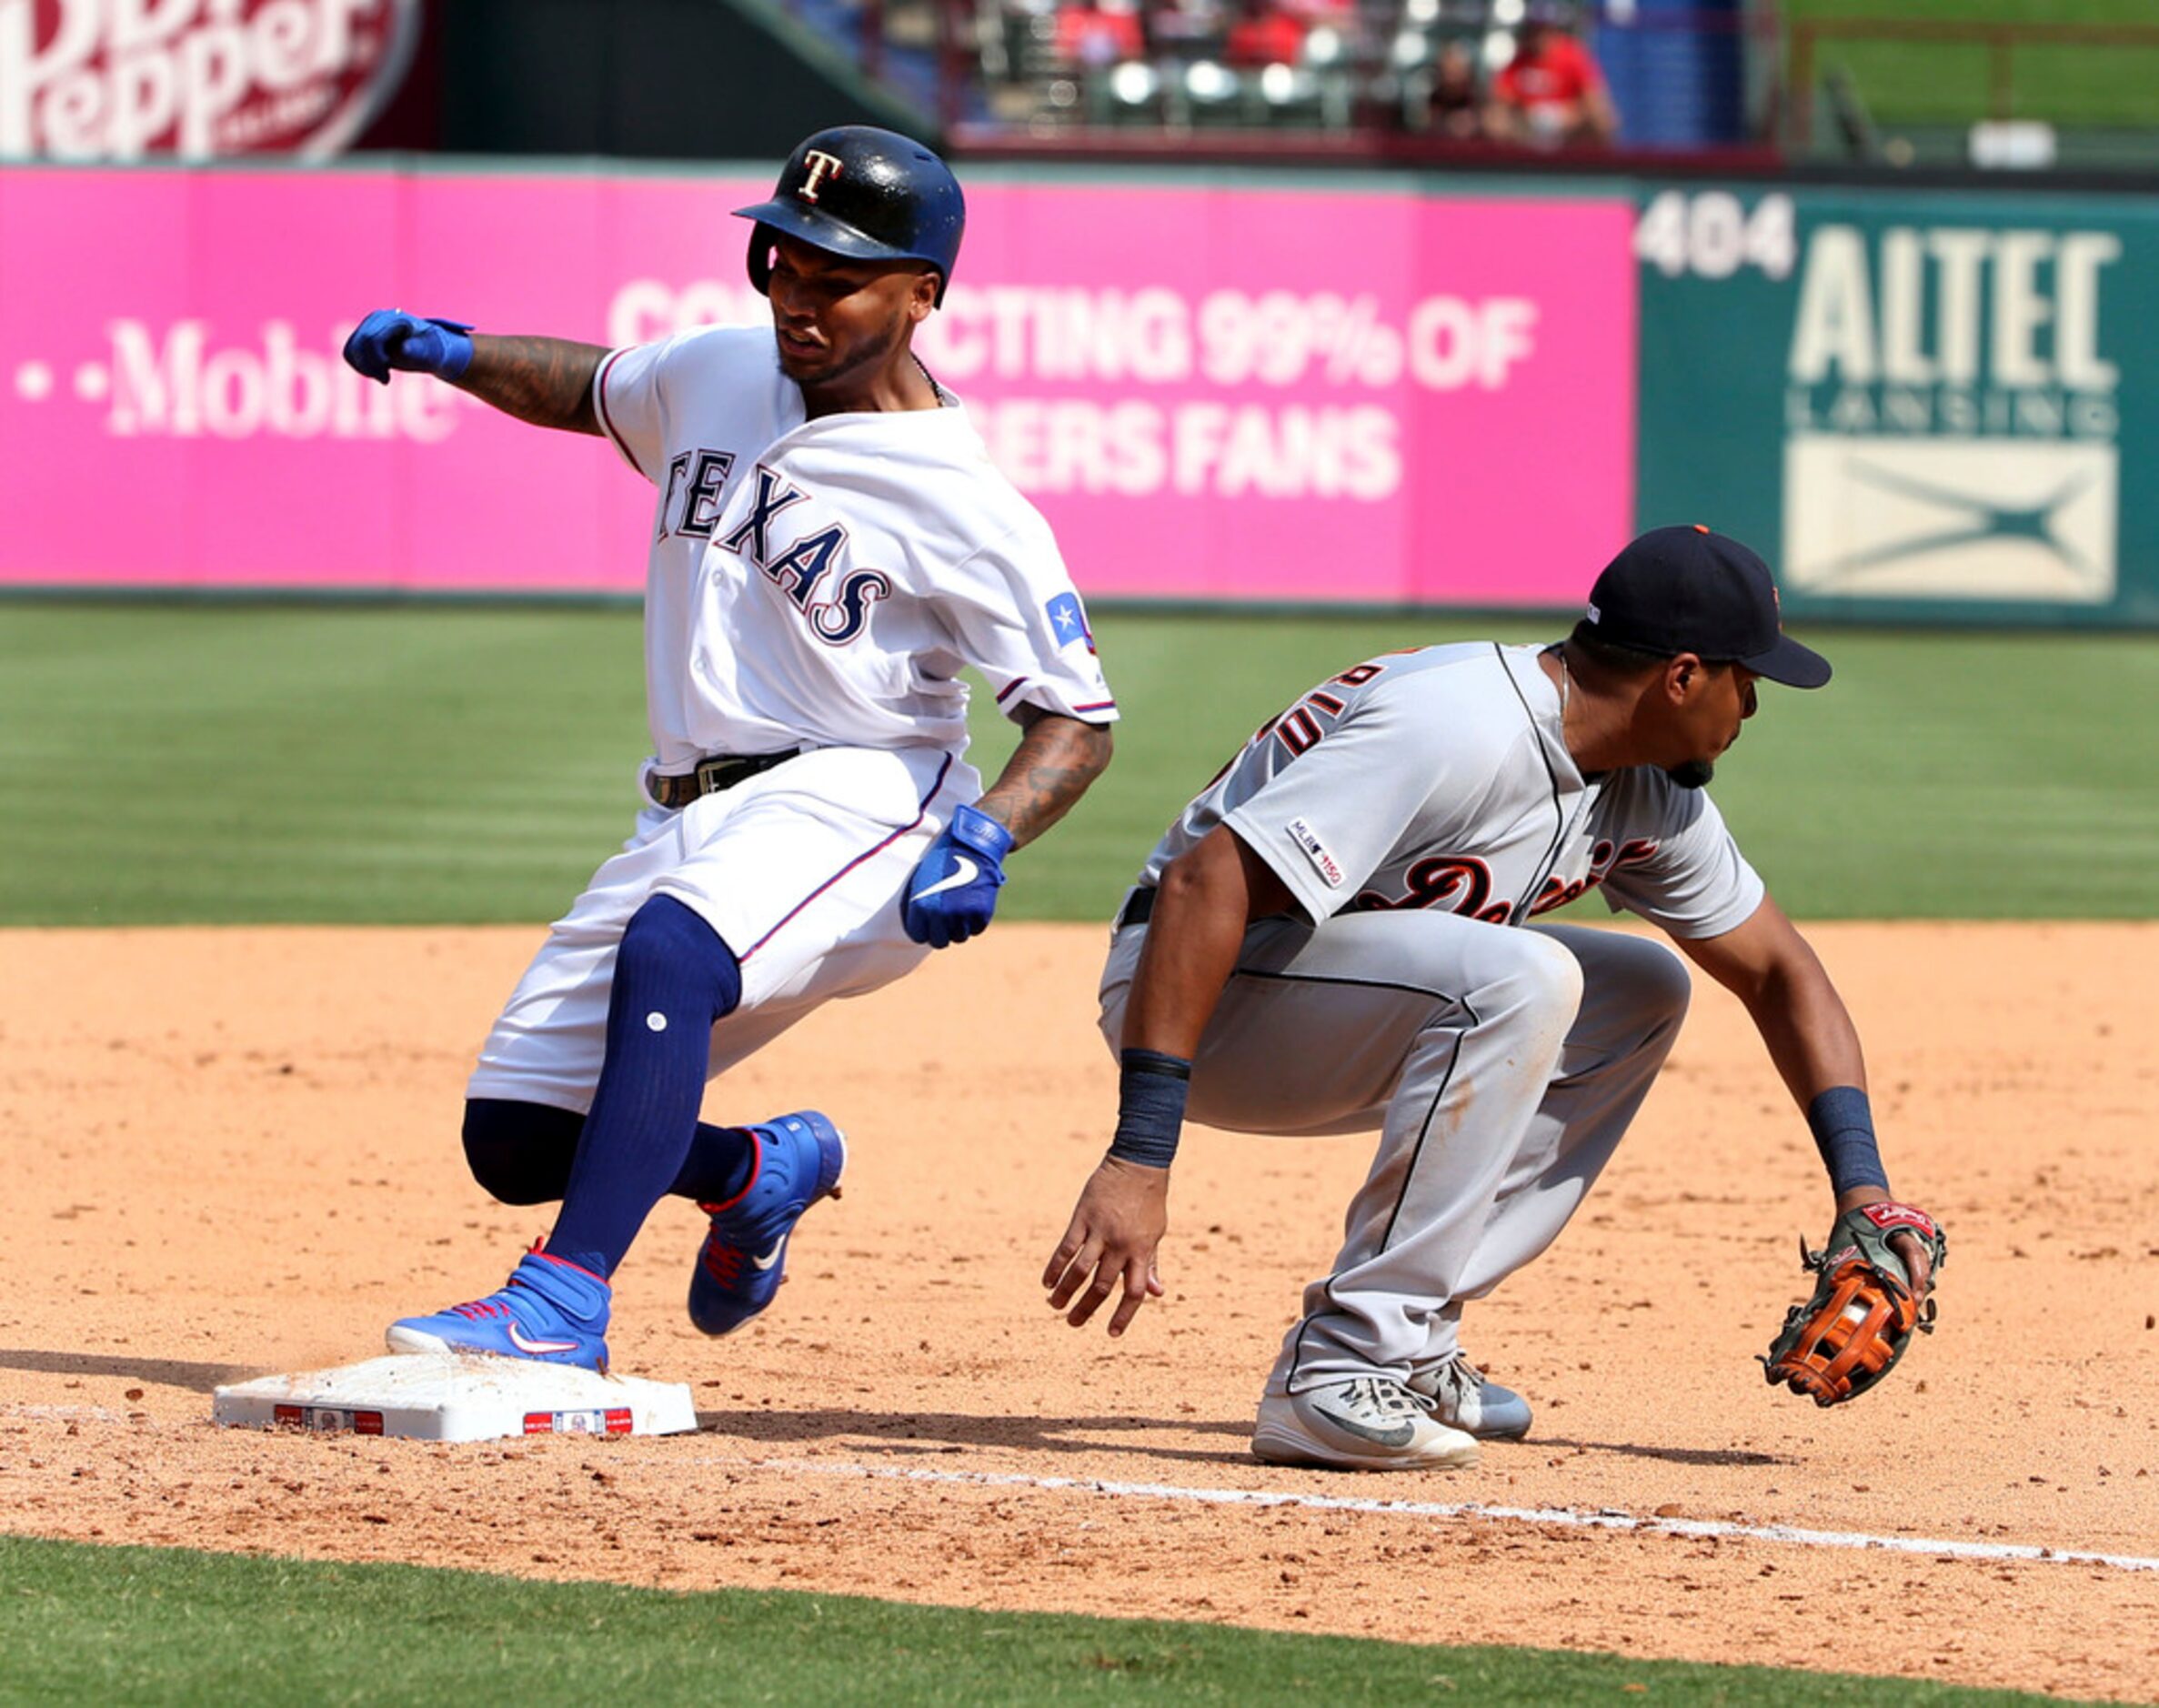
797;150;845;203
733;125;967;307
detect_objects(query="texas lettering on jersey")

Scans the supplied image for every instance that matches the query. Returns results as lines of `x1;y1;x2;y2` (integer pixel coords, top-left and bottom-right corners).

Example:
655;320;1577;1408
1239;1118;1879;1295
657;449;738;541
656;453;890;646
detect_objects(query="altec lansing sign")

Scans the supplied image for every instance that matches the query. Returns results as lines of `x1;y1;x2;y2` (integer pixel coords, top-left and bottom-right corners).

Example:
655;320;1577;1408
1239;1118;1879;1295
1781;220;2123;605
0;0;420;159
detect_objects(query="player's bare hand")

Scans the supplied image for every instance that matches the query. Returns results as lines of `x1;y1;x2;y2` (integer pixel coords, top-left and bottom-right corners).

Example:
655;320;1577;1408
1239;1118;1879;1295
1889;1229;1934;1297
1042;1157;1169;1337
1835;1188;1935;1297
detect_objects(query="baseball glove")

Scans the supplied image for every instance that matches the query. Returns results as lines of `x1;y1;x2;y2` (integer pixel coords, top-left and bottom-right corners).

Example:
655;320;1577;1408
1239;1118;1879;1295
1762;1201;1945;1407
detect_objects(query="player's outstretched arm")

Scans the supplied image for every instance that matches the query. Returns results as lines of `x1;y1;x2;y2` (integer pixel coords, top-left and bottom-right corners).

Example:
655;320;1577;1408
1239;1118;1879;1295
341;309;605;436
902;708;1112;950
1042;828;1294;1336
1677;895;1934;1293
453;335;608;436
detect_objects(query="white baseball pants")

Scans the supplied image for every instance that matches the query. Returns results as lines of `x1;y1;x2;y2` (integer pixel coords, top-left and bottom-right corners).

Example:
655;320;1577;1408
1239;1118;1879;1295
469;745;973;1114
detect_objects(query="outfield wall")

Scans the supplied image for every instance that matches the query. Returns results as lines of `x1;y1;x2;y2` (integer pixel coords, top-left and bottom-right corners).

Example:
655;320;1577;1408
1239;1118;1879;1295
2;160;2154;624
0;163;1632;607
1635;182;2156;627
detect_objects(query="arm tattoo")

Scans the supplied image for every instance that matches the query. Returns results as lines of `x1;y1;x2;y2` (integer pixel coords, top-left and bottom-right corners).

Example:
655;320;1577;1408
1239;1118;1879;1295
976;712;1114;850
454;336;608;435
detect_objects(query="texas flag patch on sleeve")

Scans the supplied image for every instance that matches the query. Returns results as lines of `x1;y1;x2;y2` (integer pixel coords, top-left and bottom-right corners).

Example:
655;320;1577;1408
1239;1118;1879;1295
1046;592;1097;653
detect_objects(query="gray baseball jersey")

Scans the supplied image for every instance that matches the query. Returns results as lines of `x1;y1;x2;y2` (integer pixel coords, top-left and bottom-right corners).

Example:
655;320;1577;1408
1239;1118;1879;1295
1102;640;1762;1393
1130;640;1762;939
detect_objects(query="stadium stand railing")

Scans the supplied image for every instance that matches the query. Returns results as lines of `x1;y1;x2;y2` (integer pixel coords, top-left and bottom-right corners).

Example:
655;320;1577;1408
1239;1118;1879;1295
746;0;2159;179
755;0;1782;164
1785;17;2159;174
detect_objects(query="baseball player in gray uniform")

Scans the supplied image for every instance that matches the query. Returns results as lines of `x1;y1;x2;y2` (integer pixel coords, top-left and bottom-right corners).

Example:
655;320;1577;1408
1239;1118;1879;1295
1042;526;1934;1471
337;126;1116;1371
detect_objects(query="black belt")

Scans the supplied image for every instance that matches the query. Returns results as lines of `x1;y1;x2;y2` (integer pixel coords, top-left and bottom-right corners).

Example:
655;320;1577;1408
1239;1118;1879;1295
1115;887;1156;931
647;750;798;809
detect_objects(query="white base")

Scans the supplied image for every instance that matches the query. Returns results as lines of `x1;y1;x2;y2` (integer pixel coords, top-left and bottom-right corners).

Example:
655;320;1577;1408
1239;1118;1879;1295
211;1353;698;1442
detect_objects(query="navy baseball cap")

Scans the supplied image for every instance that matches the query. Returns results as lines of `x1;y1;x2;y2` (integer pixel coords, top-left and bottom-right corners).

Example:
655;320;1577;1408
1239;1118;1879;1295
1582;525;1831;688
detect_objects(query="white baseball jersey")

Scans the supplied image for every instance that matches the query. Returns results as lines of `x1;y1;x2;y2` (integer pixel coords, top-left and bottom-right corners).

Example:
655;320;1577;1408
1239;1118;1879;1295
593;324;1116;770
469;326;1116;1114
1101;640;1762;1394
1131;640;1760;939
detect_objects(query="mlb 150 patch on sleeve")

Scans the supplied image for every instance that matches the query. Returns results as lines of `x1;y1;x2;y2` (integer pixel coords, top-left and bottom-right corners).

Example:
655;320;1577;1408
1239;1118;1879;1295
1288;817;1345;888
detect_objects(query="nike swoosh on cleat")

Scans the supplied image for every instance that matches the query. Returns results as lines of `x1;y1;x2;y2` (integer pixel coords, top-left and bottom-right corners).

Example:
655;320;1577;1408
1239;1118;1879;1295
910;857;979;903
1309;1403;1416;1448
507;1323;581;1355
749;1243;785;1271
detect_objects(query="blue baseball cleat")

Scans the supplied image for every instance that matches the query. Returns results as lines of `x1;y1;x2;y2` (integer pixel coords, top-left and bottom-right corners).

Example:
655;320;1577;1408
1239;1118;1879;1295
387;1246;611;1371
688;1111;847;1336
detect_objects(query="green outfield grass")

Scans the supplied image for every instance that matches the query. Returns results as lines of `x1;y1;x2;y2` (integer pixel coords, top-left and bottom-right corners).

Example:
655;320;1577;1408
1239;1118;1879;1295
1784;0;2159;130
1;601;2153;925
0;1535;2094;1706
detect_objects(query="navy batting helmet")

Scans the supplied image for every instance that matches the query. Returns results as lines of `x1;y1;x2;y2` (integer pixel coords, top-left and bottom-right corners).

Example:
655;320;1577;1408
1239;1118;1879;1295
733;126;965;307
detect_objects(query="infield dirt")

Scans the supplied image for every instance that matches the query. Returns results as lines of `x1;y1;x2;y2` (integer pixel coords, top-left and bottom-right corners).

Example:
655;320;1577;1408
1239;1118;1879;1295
4;921;2155;1699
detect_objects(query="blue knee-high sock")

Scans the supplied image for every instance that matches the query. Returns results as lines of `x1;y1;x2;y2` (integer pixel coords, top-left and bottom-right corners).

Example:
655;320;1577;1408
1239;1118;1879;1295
545;896;743;1278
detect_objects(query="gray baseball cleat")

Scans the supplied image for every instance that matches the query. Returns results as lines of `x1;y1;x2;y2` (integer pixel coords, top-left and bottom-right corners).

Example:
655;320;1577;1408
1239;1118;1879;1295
1409;1351;1534;1440
1251;1376;1480;1471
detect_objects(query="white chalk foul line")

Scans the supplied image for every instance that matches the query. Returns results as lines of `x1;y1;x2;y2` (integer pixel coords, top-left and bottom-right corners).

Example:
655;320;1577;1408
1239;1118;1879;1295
741;1456;2159;1575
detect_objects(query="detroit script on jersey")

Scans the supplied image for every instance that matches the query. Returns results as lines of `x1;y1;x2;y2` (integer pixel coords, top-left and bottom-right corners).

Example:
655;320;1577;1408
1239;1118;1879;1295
1135;642;1762;940
1347;837;1662;923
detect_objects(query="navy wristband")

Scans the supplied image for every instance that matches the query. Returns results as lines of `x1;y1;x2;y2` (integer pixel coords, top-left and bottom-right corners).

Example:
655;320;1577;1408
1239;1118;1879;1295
1806;1085;1889;1197
1109;1049;1190;1170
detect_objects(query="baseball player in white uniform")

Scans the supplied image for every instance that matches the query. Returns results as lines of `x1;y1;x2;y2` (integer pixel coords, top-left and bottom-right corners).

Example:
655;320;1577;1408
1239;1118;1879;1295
1042;526;1933;1471
338;126;1116;1371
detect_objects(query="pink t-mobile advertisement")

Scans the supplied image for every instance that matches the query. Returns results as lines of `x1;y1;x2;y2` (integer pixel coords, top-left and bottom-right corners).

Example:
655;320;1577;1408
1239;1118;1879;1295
0;164;1634;604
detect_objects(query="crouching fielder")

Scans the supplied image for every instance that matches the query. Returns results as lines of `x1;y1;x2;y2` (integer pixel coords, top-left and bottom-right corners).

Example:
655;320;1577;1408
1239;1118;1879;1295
1042;527;1938;1471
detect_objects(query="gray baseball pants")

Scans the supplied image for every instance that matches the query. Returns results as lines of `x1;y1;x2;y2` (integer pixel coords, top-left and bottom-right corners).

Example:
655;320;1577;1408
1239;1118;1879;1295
1097;908;1692;1392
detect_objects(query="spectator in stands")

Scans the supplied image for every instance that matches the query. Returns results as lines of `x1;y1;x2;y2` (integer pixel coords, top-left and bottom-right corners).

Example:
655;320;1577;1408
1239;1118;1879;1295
1279;0;1354;27
1423;37;1485;138
1150;0;1230;58
1484;2;1617;148
1056;0;1145;68
1225;0;1307;68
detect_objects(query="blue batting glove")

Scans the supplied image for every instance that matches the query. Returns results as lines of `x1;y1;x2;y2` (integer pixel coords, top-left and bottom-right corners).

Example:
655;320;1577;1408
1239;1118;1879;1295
342;309;475;385
902;803;1014;949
